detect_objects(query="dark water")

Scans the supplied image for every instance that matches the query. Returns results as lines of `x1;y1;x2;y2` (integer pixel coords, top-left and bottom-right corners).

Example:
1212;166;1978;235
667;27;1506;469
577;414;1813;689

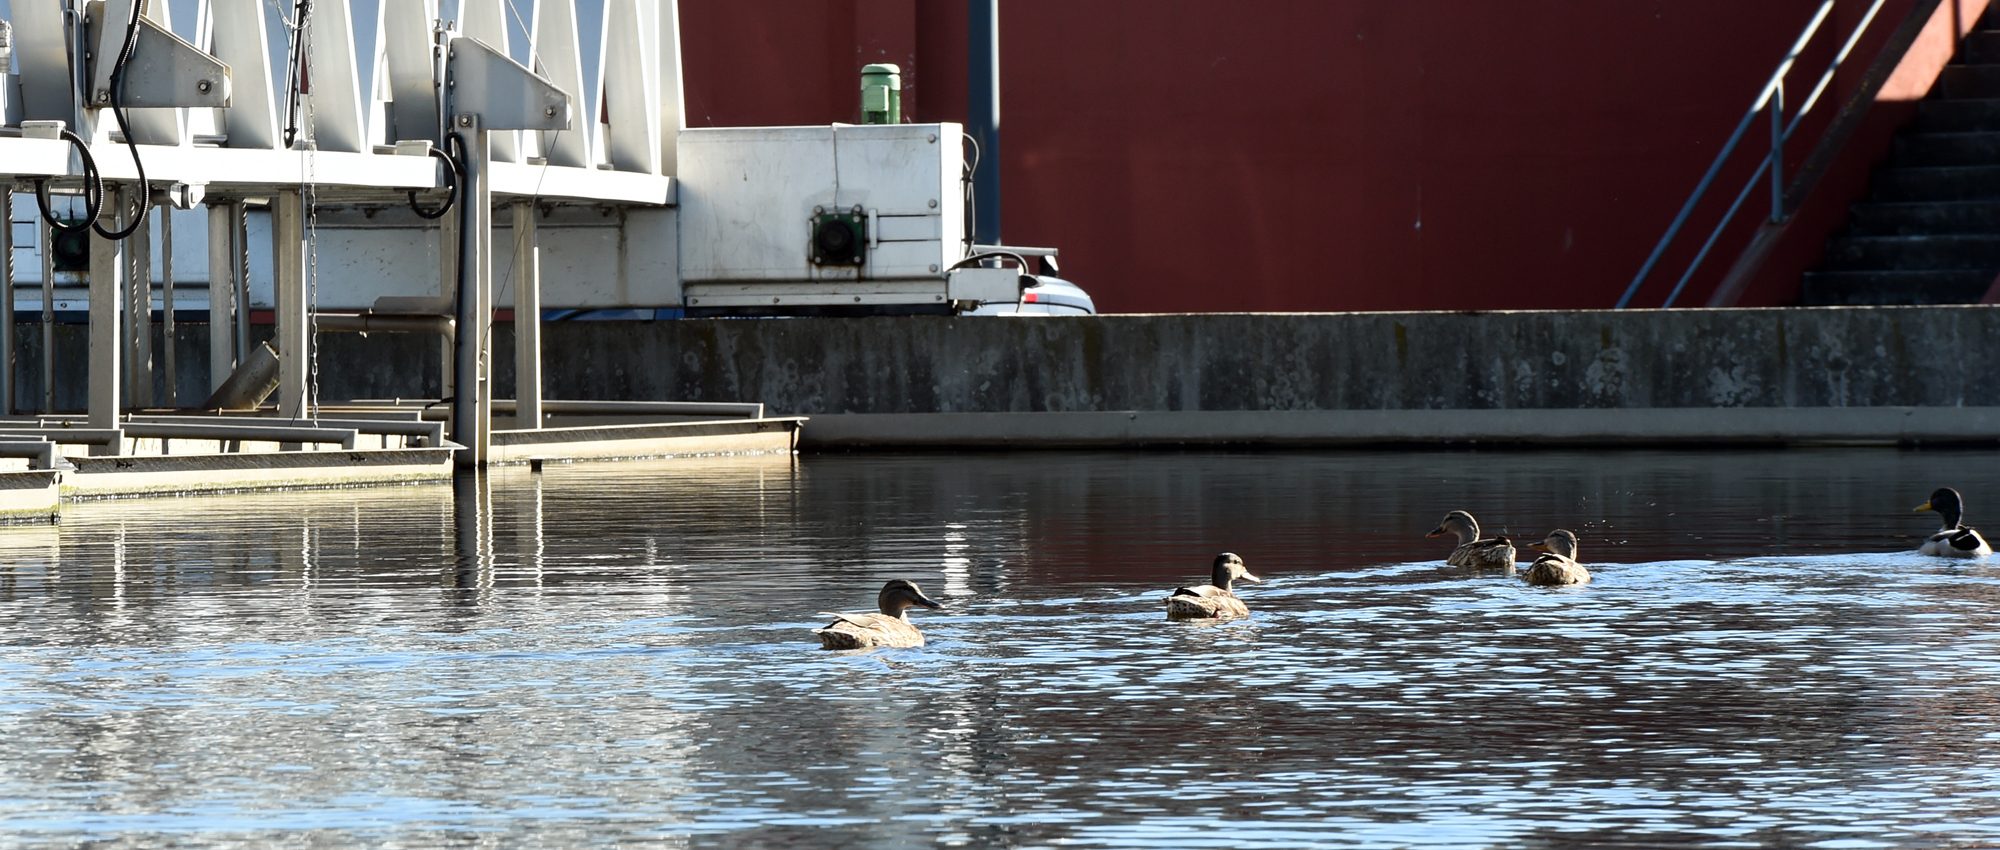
4;449;2000;848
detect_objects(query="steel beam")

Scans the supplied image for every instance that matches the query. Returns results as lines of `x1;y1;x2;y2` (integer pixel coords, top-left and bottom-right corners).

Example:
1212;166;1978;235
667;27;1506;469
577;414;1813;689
453;115;492;466
1;191;13;415
274;189;307;418
969;0;1001;245
513;200;541;429
40;214;54;414
88;190;125;442
207;201;238;395
126;204;152;408
160;203;175;407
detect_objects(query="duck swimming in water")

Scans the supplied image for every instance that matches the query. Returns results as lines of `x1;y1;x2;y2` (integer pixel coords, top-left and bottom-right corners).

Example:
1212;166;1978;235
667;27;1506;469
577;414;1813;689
1427;510;1516;569
1915;488;1992;558
1523;528;1591;586
813;579;945;649
1164;553;1261;619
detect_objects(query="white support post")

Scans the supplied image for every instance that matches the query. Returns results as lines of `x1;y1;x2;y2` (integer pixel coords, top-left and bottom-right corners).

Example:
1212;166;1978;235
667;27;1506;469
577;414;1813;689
532;0;592;168
599;0;659;174
274;189;307;418
452;114;492;466
658;0;685;175
210;0;281;150
207;201;238;395
512;200;540;429
381;0;442;146
304;0;368;152
88;190;126;442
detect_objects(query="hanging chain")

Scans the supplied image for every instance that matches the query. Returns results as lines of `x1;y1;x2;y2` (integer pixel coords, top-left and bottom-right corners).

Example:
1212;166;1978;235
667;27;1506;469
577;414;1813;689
302;14;321;421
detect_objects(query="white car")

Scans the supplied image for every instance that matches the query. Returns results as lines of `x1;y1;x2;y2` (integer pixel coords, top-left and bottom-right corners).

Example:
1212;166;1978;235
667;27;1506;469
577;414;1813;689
966;275;1096;315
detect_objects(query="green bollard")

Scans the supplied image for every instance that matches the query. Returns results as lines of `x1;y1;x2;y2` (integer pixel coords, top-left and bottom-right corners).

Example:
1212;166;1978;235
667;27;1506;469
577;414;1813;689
861;63;902;124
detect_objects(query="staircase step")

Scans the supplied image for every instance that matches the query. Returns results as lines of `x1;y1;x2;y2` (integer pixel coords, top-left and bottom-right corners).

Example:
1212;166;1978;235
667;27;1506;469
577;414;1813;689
1847;200;2000;235
1871;165;2000;201
1823;234;2000;270
1892;131;2000;166
1938;65;2000;99
1912;98;2000;132
1965;31;2000;64
1801;270;1994;305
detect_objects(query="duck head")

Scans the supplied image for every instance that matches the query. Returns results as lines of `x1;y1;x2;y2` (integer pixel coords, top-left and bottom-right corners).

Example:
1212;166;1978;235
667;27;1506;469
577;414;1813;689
1426;510;1480;544
1528;528;1579;560
1211;552;1260;591
877;579;945;620
1916;488;1967;529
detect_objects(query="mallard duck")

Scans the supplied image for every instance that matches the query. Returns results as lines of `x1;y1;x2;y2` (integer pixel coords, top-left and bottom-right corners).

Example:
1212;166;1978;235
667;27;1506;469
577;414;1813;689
1427;510;1516;569
1915;488;1992;558
813;579;945;649
1164;553;1261;619
1523;528;1591;586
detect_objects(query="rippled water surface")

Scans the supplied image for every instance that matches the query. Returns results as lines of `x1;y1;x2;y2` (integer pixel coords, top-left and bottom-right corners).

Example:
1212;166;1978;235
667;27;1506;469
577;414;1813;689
4;448;2000;848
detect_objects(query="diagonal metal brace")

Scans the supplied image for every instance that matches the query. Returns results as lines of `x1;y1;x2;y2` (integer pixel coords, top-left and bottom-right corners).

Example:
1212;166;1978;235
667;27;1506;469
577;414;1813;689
446;36;571;132
87;3;231;109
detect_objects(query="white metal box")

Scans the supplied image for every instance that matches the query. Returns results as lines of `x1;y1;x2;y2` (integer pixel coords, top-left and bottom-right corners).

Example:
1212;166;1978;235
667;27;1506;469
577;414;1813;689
677;122;965;284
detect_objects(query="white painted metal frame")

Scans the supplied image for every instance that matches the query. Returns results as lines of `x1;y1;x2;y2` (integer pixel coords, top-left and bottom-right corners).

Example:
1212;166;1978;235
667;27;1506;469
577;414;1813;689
0;0;679;440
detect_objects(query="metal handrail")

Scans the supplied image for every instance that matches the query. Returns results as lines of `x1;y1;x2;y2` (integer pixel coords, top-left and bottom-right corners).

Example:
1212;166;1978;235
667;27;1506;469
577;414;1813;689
1617;0;1891;309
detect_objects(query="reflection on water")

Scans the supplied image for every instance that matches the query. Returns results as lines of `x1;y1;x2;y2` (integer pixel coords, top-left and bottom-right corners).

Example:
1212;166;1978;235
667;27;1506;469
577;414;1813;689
3;449;2000;847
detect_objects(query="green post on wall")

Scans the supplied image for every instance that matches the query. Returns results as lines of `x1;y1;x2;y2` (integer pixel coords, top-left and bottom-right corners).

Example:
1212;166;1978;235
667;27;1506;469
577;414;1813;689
861;63;902;124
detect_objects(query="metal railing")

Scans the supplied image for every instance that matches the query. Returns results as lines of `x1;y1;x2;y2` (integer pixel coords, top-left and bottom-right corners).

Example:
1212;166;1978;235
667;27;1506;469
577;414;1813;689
1618;0;1910;309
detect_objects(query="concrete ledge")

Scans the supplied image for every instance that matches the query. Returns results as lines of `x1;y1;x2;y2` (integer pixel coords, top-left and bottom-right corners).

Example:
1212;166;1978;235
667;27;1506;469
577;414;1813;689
0;469;62;520
488;417;804;463
63;447;456;497
798;407;2000;448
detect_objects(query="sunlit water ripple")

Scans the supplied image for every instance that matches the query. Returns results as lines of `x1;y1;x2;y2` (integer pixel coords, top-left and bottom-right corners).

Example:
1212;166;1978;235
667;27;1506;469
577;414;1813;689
2;449;1999;847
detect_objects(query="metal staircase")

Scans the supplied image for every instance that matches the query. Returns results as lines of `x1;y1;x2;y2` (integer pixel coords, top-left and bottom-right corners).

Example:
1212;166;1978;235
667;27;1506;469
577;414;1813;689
1806;6;2000;304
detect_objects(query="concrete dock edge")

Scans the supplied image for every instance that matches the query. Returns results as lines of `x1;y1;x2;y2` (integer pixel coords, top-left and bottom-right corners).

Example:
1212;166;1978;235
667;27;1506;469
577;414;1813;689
798;407;2000;448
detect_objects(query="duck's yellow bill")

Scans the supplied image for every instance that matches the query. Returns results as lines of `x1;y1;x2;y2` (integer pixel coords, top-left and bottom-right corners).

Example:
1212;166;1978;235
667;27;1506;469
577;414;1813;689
1528;542;1548;551
1915;501;1933;512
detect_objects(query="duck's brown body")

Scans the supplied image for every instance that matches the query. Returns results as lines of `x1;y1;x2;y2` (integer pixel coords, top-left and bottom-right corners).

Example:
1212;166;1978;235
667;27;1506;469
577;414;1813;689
1429;511;1516;569
1164;553;1260;620
812;579;943;649
1448;539;1516;569
814;611;929;649
1165;585;1250;619
1523;556;1591;586
1523;529;1591;586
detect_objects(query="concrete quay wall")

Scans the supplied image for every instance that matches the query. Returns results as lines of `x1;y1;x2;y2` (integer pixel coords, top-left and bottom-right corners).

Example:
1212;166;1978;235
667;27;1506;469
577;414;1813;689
17;306;2000;446
539;306;2000;446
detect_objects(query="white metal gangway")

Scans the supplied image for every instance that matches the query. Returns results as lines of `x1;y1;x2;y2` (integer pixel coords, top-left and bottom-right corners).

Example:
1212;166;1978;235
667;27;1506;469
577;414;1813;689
0;0;686;466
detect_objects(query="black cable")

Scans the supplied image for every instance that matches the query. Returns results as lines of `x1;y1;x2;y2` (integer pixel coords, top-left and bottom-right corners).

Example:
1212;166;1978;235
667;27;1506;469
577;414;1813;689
92;0;151;241
408;141;461;219
31;6;107;236
32;129;103;235
948;251;1032;272
960;133;980;252
281;0;312;150
448;130;470;302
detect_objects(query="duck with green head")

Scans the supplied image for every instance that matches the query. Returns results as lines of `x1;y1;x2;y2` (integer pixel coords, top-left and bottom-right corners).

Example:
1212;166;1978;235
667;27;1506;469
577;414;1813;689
1915;488;1992;558
813;579;945;649
1164;553;1261;619
1523;528;1591;586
